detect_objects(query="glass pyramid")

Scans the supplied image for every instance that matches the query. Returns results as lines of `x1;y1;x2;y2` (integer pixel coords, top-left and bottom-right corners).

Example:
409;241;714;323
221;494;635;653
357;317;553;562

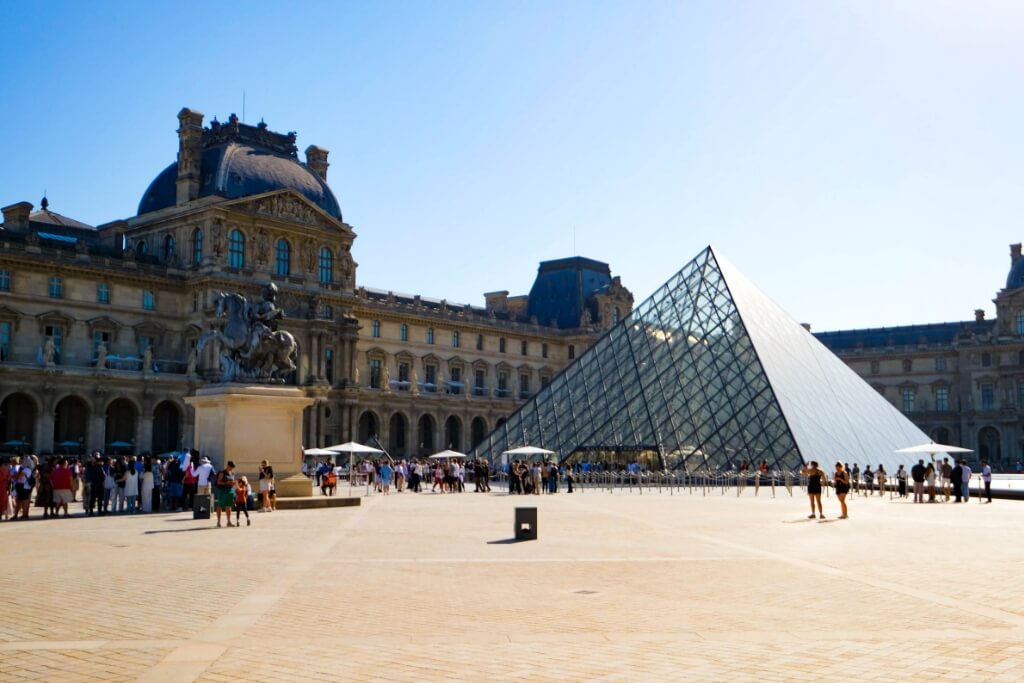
471;246;930;471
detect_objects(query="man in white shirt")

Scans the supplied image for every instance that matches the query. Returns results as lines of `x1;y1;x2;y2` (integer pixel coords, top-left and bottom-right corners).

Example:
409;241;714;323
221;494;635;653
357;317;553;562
195;456;215;495
981;460;993;503
960;460;972;502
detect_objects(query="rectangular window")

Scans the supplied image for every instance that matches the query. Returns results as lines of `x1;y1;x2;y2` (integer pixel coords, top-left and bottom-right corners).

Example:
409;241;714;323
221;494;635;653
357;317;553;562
143;290;155;310
192;292;199;313
541;375;550;388
542;343;548;359
1019;383;1024;409
935;357;946;372
426;328;434;345
0;270;9;292
48;276;62;298
138;335;153;354
398;361;410;390
400;324;408;342
902;388;915;412
519;373;530;399
372;320;380;338
425;365;437;392
476;334;483;351
497;371;509;397
521;340;528;356
568;345;576;360
369;358;381;389
0;321;11;361
499;337;506;353
449;367;461;395
97;283;110;304
981;383;994;410
870;360;879;375
902;359;912;373
93;331;111;351
452;330;460;348
474;369;486;396
44;325;63;363
324;348;334;383
982;352;991;368
936;387;949;412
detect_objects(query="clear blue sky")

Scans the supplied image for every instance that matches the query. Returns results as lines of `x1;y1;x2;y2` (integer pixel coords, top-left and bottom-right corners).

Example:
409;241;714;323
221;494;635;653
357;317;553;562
2;1;1022;330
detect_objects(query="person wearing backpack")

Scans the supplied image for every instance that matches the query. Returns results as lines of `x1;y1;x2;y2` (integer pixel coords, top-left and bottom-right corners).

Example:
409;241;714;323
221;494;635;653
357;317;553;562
213;461;237;528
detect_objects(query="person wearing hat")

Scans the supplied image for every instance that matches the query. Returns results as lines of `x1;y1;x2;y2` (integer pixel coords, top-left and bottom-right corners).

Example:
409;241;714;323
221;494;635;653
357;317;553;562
195;455;215;496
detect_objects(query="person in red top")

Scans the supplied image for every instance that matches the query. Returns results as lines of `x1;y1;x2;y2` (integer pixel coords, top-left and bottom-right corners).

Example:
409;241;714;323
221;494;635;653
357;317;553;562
50;457;74;518
233;476;251;527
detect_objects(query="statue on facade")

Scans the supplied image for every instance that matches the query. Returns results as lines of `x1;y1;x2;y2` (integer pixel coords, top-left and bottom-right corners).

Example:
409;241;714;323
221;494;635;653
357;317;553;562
383;365;391;392
142;346;153;373
253;228;270;264
42;337;55;368
196;282;298;383
96;342;108;369
410;370;419;394
186;345;198;375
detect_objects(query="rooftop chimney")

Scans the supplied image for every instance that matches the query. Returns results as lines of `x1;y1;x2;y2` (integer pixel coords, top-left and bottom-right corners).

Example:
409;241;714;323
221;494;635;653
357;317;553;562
975;309;986;323
1012;243;1022;265
305;145;329;181
176;108;204;205
1;201;33;233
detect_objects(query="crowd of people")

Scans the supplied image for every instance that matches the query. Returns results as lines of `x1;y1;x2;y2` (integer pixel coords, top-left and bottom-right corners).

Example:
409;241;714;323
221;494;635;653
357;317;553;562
799;456;997;520
307;457;495;495
0;450;278;524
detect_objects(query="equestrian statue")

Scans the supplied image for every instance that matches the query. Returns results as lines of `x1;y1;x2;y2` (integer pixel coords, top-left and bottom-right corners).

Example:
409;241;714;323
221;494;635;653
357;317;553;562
197;282;298;383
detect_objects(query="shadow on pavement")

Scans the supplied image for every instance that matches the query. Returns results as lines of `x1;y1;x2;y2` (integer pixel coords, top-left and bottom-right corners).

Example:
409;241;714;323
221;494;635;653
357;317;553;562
143;526;214;534
487;537;526;544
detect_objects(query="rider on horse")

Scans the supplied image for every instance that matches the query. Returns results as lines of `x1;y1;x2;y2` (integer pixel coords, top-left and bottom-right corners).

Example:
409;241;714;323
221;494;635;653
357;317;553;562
242;282;284;363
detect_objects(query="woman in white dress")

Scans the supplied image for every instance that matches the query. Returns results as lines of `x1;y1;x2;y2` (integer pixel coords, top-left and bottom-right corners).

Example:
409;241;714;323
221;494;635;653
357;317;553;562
140;460;154;513
123;462;140;514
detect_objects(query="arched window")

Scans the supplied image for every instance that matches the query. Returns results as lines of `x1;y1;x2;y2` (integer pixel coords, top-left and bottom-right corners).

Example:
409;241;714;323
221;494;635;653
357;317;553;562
228;229;245;269
275;238;291;277
191;228;203;266
136;240;148;257
163;234;175;263
319;246;333;284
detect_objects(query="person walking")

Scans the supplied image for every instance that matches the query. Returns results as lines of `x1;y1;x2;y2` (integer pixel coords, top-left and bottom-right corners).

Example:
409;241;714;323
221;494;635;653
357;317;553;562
851;464;860;494
833;462;850;519
50;458;73;518
213;461;237;528
800;461;827;519
951;459;964;503
379;460;393;496
981;459;992;503
862;465;874;496
910;459;926;504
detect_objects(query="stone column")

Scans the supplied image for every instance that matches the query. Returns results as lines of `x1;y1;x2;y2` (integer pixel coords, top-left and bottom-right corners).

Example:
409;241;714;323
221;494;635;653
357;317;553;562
309;401;319;448
88;412;105;454
138;413;154;454
38;412;55;453
317;400;327;447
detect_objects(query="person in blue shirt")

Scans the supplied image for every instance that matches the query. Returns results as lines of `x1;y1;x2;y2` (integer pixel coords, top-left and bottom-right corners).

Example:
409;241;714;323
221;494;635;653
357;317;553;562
379;460;393;495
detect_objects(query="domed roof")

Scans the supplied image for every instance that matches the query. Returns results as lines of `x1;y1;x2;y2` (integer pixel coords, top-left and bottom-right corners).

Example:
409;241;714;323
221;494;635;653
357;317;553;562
137;115;341;220
1008;257;1024;290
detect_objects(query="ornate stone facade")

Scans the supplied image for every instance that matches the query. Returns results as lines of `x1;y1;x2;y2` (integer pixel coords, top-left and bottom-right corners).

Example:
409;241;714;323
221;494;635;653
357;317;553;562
815;244;1024;470
0;108;629;461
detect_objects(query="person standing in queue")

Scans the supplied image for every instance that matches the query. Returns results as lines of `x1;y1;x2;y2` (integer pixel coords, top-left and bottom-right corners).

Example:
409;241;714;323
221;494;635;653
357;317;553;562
833;462;850;519
800;461;827;520
213;461;237;528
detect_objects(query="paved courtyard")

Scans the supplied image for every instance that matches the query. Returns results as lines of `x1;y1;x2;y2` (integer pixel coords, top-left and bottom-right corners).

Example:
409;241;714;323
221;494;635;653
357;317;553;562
3;485;1023;682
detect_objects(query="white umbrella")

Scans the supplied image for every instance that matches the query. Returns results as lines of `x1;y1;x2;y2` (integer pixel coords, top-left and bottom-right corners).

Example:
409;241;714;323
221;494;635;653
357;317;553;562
429;449;467;460
502;445;555;456
326;442;384;455
304;447;339;457
896;443;973;455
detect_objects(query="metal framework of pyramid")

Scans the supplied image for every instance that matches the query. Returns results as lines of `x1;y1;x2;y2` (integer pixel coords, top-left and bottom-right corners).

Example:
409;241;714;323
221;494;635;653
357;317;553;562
471;246;929;471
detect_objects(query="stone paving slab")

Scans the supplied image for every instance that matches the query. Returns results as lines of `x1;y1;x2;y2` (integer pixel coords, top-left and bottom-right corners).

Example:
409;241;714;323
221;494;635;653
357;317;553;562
3;487;1022;681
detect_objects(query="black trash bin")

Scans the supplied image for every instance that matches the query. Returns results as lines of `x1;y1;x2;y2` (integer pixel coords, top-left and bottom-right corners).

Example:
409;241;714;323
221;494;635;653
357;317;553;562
515;507;537;541
193;493;211;520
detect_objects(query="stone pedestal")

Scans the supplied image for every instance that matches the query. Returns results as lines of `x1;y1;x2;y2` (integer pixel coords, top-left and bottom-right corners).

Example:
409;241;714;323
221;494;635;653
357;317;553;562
185;385;313;497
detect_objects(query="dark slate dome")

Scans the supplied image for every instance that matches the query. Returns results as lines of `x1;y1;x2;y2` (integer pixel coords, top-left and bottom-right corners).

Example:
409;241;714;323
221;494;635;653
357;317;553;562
137;114;342;220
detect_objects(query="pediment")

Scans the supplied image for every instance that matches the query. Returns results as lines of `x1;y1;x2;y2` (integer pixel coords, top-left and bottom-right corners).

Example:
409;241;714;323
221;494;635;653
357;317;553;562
221;190;353;236
133;321;168;339
0;304;23;328
446;355;466;365
37;310;75;332
87;315;123;330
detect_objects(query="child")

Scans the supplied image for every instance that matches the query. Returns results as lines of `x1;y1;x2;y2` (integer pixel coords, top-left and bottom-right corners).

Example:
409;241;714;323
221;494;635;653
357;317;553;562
234;476;251;527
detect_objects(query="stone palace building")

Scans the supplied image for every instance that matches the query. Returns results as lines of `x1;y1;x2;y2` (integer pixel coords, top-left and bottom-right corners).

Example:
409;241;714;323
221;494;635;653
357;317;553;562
815;245;1024;470
0;108;633;458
